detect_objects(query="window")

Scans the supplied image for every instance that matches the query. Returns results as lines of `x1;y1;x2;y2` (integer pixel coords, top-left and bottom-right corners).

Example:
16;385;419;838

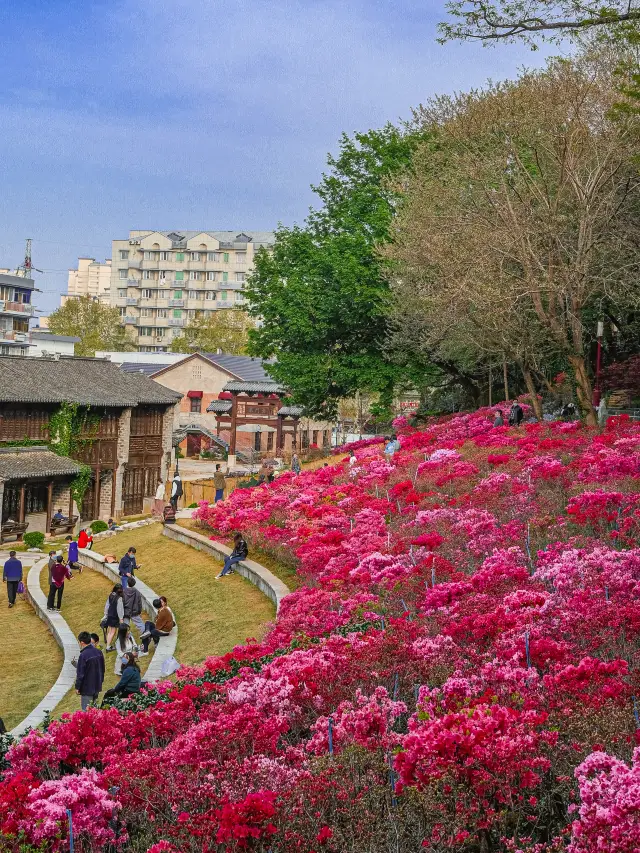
157;309;167;318
205;291;216;301
142;289;153;299
119;307;126;317
223;253;229;263
236;252;247;264
235;293;244;302
191;252;200;261
267;432;274;451
118;288;127;298
175;271;184;281
176;252;184;262
190;270;200;280
172;328;181;337
222;272;228;282
160;251;170;261
190;397;202;413
173;309;182;318
142;269;152;280
139;327;153;336
188;290;198;300
159;270;168;280
221;291;228;301
208;252;220;261
119;269;127;280
235;272;245;282
173;290;182;299
141;308;151;318
143;251;154;260
206;271;217;281
312;430;319;446
119;250;129;260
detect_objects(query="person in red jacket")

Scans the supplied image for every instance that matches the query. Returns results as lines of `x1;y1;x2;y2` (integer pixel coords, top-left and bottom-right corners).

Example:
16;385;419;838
77;528;93;550
47;556;72;612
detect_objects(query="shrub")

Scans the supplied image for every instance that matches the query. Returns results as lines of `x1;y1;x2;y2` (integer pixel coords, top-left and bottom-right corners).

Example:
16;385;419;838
90;520;108;533
23;531;45;550
187;502;198;509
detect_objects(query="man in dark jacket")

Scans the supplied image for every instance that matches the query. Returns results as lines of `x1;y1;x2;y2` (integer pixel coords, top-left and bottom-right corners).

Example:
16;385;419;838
75;631;105;710
118;547;139;589
123;576;145;634
509;403;524;427
3;551;23;608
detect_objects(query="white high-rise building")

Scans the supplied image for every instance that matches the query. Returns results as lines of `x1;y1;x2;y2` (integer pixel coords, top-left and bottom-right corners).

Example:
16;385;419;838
110;231;274;352
64;257;112;305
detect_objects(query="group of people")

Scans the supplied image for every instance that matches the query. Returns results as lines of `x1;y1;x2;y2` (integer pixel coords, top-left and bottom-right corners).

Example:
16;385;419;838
493;402;524;428
73;631;142;711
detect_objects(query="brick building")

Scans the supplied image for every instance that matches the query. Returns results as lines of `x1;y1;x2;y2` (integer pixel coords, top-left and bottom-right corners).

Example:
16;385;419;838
0;356;180;534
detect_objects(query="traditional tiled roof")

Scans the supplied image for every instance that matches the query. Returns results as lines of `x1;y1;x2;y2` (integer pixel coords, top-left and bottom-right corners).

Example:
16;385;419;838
277;405;304;417
206;400;233;413
172;424;229;450
0;447;81;481
0;356;181;407
222;380;285;394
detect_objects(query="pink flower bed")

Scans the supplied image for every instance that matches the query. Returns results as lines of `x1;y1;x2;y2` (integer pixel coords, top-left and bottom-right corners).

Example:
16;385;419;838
3;408;640;851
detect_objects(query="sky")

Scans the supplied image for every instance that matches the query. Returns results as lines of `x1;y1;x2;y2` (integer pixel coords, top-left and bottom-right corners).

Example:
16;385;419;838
0;0;548;314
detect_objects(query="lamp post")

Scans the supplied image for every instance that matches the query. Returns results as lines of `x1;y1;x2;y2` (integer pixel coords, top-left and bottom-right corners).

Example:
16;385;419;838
592;320;604;408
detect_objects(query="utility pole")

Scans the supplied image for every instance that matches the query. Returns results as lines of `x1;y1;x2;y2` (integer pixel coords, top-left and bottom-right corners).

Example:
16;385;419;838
16;239;42;278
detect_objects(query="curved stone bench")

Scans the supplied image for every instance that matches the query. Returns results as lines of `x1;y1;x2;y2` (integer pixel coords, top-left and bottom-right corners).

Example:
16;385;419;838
11;557;79;738
77;548;178;682
162;524;290;612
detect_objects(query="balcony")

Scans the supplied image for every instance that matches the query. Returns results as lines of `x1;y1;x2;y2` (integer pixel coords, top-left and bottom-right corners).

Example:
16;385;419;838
0;301;34;316
127;278;138;285
124;316;138;325
0;329;29;343
126;297;139;306
169;298;184;307
168;318;186;327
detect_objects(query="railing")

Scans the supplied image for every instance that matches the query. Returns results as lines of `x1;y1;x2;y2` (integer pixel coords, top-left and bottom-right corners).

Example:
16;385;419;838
0;301;33;315
127;278;138;285
168;318;186;327
126;297;139;305
0;329;29;342
124;316;138;325
169;299;184;307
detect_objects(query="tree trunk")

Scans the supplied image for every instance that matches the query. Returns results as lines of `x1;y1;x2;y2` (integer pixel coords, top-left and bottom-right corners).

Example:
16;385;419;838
503;356;509;403
568;355;597;425
521;366;543;421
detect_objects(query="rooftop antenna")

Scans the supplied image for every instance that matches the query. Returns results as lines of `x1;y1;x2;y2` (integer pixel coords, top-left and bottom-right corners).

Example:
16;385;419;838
16;239;43;278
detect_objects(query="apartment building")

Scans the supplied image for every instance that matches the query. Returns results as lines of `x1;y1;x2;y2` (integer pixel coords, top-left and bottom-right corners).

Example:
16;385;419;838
0;272;35;355
64;257;112;305
110;230;275;352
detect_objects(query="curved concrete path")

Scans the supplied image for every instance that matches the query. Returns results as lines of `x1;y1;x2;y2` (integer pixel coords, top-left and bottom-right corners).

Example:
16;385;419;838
77;547;178;682
163;523;290;612
10;556;79;738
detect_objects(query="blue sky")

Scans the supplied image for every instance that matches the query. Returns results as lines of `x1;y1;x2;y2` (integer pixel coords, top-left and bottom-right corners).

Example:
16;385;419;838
0;0;547;314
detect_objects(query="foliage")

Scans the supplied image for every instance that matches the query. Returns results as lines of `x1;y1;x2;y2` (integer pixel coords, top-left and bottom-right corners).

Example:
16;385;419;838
47;296;135;357
246;125;427;418
47;403;98;510
89;520;108;533
4;406;640;849
22;532;45;550
170;309;254;354
440;0;640;45
388;48;640;424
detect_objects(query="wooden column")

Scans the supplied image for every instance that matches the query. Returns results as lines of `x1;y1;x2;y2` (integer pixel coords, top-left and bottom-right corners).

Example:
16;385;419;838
68;484;75;520
276;415;283;452
18;483;26;524
93;466;101;520
110;464;118;519
292;419;298;450
229;394;238;456
46;480;54;533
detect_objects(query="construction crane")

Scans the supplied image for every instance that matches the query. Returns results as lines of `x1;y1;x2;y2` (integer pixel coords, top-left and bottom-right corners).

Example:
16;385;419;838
16;238;43;278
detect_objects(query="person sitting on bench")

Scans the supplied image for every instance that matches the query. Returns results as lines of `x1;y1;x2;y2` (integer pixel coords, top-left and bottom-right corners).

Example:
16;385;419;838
138;597;175;656
52;509;66;524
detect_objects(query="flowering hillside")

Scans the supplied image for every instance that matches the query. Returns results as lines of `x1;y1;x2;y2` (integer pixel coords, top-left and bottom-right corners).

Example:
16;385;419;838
3;410;640;852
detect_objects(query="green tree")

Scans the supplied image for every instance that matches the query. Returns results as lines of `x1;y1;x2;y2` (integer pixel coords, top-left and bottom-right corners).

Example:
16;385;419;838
170;309;253;354
440;1;640;45
47;296;135;357
245;125;427;418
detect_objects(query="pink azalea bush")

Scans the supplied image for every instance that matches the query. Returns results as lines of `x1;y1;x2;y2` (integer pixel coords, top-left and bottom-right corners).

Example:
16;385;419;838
2;407;640;851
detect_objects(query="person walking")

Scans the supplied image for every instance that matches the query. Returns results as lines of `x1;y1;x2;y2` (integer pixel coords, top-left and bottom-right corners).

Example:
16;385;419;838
215;532;248;579
103;652;141;700
170;470;183;510
75;631;105;710
103;584;125;651
138;597;175;656
123;576;145;635
291;453;301;475
493;409;504;427
3;551;23;608
47;556;72;612
118;547;138;589
213;464;226;503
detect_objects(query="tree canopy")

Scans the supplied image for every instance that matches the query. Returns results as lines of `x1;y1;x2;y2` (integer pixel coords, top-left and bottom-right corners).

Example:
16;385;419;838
47;296;135;357
170;309;253;354
440;1;640;44
245;125;426;418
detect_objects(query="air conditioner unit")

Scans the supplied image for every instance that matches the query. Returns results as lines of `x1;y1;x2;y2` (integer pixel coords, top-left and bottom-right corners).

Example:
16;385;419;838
14;333;27;342
156;336;163;342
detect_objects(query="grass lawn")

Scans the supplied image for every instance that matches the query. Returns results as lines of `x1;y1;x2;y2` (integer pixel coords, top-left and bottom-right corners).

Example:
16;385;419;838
0;581;62;731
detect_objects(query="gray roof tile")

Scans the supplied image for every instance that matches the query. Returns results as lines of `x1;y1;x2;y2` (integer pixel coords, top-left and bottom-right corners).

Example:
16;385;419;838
206;400;233;413
222;380;285;394
0;447;81;480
